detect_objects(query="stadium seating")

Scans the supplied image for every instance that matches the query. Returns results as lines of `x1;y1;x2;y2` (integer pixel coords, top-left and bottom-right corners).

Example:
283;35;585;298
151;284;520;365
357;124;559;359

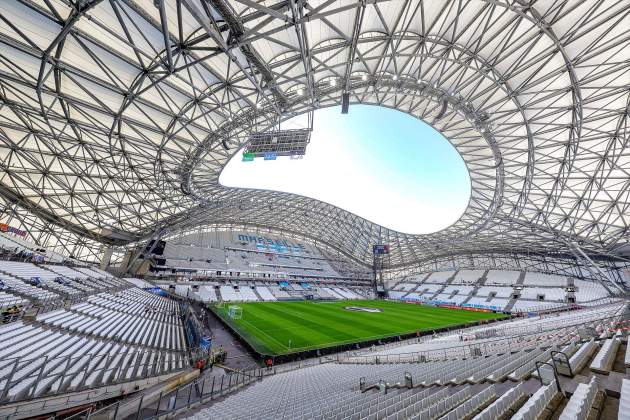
36;291;186;351
424;271;454;283
575;279;610;302
511;381;558;420
524;272;567;287
559;376;597;420
387;269;621;314
476;286;512;298
473;383;526;419
158;233;362;283
0;321;186;402
452;269;485;284
589;338;620;373
0;290;27;309
485;270;521;285
620;379;630;420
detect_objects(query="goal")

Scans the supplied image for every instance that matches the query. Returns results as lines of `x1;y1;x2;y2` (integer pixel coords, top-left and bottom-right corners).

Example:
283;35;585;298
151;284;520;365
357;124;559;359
228;305;243;320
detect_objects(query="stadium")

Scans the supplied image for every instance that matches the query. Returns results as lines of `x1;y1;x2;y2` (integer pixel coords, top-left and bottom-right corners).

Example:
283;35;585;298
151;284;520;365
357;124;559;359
0;0;629;419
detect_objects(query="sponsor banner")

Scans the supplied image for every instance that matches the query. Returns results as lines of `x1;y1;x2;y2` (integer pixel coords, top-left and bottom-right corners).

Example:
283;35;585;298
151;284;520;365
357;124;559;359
403;299;494;313
238;233;306;254
0;223;27;238
372;244;390;254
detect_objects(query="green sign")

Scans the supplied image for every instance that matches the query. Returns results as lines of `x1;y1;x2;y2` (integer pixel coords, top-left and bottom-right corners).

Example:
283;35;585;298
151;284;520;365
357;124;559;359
242;152;255;162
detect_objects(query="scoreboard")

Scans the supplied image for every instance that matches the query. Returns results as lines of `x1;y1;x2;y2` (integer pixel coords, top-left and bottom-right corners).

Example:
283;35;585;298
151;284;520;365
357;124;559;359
372;244;390;255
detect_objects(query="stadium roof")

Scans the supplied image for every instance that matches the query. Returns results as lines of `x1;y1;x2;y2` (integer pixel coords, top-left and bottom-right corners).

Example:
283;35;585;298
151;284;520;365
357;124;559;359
0;0;629;267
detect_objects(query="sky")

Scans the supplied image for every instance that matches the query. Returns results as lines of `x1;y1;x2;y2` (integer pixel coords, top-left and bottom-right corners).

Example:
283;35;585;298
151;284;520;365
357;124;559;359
220;105;471;234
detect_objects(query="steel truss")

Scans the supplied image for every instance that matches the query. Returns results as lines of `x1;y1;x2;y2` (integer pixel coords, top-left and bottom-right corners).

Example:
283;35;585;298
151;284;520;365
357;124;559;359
0;0;628;279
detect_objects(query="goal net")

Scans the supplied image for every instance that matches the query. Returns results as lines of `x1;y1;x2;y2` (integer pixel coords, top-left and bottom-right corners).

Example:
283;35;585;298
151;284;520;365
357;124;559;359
228;305;243;320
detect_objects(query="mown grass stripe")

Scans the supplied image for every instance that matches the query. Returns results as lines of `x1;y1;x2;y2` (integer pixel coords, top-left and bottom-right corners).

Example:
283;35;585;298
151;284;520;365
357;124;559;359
213;300;505;355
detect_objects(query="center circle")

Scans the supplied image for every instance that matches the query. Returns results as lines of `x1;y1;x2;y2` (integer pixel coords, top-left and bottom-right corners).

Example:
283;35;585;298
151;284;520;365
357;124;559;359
344;306;383;313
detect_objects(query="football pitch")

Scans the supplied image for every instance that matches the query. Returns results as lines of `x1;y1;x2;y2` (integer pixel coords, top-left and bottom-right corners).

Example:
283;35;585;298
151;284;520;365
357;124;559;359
212;300;506;355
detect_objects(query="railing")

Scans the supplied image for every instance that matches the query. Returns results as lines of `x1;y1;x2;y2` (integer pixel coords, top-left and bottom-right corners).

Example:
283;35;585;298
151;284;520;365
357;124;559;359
338;307;628;364
77;369;263;420
0;347;190;404
37;302;626;418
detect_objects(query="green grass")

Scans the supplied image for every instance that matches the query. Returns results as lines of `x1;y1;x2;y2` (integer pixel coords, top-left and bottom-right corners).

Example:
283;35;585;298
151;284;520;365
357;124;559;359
212;300;506;355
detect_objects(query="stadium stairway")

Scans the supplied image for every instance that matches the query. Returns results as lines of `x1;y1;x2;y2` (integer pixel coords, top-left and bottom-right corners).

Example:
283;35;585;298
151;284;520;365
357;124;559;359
443;270;459;286
251;287;264;301
476;270;489;286
503;297;518;312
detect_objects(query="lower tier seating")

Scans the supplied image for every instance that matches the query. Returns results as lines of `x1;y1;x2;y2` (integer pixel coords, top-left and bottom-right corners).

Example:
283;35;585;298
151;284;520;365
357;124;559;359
0;321;186;403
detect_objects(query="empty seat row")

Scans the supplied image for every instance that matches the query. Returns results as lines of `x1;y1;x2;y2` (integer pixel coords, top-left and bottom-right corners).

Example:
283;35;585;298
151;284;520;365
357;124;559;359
619;379;630;420
0;321;185;403
559;376;597;420
439;385;495;420
589;338;620;373
37;304;186;351
0;274;58;301
511;381;558;420
473;382;526;419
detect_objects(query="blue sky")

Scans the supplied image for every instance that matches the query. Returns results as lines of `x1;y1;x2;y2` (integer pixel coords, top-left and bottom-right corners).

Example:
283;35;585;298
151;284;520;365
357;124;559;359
220;105;470;234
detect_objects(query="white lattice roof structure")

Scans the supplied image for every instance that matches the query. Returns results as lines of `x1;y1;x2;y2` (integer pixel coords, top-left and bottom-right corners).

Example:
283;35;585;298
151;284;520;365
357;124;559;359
0;1;629;279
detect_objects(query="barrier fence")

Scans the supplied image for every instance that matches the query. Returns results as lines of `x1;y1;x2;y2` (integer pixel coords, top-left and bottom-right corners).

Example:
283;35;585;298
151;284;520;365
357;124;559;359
338;305;628;365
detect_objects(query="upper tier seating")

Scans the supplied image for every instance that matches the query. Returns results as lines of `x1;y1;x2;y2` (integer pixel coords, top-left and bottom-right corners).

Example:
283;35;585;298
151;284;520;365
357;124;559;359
574;279;609;302
0;233;66;263
477;286;512;298
0;273;58;301
424;271;454;283
393;283;418;291
485;270;521;285
523;272;567;287
452;270;485;284
0;261;83;295
442;285;474;295
161;233;351;280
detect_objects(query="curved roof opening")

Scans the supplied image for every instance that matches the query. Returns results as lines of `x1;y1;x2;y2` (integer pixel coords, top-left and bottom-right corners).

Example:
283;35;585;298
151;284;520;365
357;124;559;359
220;105;471;234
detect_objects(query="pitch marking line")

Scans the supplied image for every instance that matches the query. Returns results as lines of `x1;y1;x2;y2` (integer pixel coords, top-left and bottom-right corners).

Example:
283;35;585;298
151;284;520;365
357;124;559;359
240;319;290;351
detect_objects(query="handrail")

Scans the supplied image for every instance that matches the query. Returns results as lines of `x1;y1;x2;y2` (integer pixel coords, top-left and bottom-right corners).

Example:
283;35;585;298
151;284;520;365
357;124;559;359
345;300;623;356
82;368;265;420
338;306;627;364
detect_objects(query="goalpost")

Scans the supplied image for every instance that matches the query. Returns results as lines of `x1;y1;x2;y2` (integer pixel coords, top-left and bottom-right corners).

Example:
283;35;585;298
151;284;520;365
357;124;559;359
228;305;243;320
